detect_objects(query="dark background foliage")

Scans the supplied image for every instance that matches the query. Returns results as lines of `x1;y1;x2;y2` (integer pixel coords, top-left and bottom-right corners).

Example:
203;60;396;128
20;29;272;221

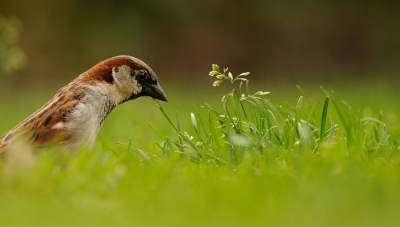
1;0;399;87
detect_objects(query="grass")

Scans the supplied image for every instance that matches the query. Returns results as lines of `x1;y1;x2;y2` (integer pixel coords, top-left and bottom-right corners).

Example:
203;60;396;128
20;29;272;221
1;66;400;227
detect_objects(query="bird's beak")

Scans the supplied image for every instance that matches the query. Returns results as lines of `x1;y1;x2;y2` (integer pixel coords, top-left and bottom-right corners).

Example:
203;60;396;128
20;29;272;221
143;82;168;102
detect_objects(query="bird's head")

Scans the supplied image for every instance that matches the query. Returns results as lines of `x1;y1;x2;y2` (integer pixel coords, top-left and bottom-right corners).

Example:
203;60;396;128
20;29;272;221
83;55;168;104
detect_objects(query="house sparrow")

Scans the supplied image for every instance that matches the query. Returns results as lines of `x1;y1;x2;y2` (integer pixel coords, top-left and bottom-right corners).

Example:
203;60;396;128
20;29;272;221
0;55;167;156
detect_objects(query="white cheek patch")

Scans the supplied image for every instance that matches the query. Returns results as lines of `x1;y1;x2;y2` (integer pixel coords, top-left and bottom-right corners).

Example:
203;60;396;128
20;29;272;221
112;65;140;96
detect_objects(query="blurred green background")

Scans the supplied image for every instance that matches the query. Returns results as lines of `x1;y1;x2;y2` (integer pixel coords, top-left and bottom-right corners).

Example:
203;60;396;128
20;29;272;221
1;0;400;88
2;2;400;227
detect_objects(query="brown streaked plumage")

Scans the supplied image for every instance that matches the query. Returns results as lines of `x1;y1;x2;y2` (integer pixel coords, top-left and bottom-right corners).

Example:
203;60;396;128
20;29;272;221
0;55;167;156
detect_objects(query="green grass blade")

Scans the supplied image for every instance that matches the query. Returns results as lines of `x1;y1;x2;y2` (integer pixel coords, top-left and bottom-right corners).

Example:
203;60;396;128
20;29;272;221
321;87;348;130
202;103;221;117
295;96;303;138
149;123;164;140
296;85;312;107
156;100;179;132
320;96;329;140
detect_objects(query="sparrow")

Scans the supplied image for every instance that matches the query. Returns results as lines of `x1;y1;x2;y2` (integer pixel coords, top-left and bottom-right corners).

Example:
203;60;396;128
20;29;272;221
0;55;167;156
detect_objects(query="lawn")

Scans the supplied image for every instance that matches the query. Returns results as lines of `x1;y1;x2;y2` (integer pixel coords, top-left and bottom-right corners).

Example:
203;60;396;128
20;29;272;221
1;67;400;227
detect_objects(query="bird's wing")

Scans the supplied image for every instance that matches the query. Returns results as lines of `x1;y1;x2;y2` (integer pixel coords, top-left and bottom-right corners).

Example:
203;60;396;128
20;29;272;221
0;83;85;155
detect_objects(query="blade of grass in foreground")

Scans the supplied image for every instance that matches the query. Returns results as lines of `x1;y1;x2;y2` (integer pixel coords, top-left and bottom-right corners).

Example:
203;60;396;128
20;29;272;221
320;96;329;140
321;87;348;130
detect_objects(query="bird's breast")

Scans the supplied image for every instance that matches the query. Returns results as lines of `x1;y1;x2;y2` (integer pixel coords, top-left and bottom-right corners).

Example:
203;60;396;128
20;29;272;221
65;88;115;149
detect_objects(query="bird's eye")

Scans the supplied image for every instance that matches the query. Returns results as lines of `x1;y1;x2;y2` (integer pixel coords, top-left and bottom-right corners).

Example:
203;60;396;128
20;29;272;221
137;71;147;80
